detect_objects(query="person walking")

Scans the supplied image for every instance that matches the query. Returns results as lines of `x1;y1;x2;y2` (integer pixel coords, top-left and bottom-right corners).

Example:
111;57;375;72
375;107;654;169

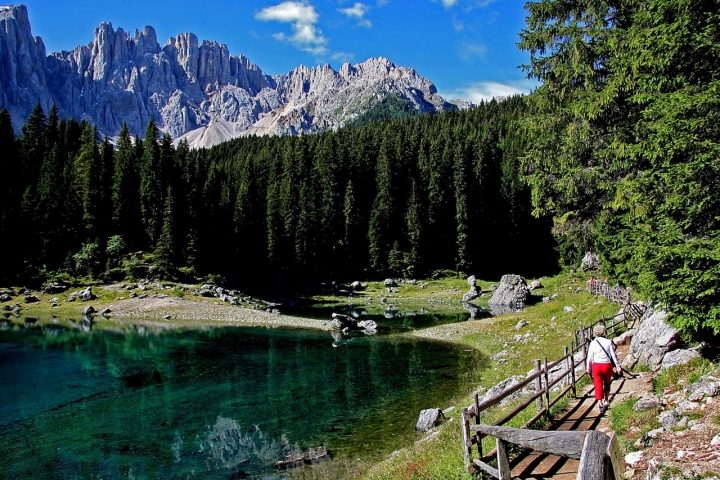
586;325;621;414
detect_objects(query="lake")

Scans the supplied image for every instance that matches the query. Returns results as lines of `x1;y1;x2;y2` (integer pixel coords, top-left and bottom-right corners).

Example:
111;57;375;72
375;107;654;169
0;312;487;479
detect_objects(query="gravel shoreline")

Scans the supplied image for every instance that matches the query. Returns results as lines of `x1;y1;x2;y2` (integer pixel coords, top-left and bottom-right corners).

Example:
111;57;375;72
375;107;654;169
108;296;333;330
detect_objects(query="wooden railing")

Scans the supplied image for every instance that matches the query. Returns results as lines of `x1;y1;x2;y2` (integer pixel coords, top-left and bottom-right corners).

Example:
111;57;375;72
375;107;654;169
587;281;631;306
460;311;632;478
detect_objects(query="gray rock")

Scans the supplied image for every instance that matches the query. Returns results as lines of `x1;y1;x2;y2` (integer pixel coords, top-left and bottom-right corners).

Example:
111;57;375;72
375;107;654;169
563;306;574;313
462;286;479;302
627;309;679;369
527;280;543;291
646;427;664;439
661;349;700;371
415;408;445;432
357;320;378;334
330;313;358;330
0;293;11;302
581;252;600;270
350;281;365;291
442;406;456;415
676;416;688;427
48;297;59;303
612;329;636;346
82;305;96;316
542;296;551;303
488;274;529;308
100;308;111;315
23;294;39;303
633;395;661;411
658;410;678;428
44;282;68;294
383;278;396;287
514;319;528;330
467;275;476;287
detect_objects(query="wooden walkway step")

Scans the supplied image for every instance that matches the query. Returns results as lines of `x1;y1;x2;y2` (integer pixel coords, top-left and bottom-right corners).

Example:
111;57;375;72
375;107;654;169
509;378;626;479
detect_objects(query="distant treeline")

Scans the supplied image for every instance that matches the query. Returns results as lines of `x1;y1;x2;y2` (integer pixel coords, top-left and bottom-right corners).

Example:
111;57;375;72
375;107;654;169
0;96;559;286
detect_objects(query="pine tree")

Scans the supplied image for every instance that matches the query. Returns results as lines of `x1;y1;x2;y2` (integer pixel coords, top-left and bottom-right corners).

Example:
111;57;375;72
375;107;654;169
140;119;163;246
112;123;141;247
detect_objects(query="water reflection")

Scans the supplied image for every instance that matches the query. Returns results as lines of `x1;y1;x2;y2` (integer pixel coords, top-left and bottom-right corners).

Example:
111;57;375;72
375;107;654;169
0;317;486;479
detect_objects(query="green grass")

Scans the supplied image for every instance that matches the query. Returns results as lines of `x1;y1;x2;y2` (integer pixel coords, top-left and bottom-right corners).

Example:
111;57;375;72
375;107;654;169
360;271;622;480
654;357;717;395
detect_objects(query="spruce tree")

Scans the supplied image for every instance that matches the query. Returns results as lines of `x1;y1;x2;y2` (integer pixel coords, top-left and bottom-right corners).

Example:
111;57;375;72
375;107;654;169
140;119;163;246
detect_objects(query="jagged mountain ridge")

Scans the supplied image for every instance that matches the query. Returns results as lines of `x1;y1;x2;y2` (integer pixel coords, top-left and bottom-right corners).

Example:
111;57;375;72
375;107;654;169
0;4;458;147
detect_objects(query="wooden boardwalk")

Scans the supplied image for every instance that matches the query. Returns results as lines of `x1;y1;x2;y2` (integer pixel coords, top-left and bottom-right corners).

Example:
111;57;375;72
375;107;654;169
508;364;627;478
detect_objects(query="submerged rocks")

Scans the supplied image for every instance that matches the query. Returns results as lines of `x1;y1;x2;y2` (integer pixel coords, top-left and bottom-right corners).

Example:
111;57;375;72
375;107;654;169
331;313;377;334
488;274;529;310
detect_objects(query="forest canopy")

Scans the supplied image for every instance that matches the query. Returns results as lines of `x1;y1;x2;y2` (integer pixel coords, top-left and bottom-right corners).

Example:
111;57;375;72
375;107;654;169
519;0;720;333
0;97;558;289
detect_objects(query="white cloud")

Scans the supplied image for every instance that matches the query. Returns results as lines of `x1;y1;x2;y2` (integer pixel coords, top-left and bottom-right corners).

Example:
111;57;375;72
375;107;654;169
452;16;464;31
441;80;536;103
331;51;355;63
440;0;458;6
458;42;487;62
339;3;372;28
256;2;328;55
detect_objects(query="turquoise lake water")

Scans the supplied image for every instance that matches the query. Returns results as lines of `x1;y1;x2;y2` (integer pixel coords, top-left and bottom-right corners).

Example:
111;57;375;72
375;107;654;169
0;315;487;479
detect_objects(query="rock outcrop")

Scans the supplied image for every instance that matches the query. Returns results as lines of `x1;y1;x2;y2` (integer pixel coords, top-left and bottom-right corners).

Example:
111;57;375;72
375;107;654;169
488;274;529;311
622;309;680;369
0;5;456;147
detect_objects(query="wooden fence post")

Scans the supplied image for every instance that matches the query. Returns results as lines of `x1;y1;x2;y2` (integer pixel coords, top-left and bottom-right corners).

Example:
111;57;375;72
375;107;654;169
534;359;543;412
570;341;577;396
564;346;570;387
544;356;550;411
497;438;512;480
461;407;473;473
474;392;482;458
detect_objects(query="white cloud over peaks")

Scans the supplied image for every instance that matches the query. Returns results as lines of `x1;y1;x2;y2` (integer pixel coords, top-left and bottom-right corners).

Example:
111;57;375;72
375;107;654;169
339;3;372;28
442;80;536;103
256;2;328;55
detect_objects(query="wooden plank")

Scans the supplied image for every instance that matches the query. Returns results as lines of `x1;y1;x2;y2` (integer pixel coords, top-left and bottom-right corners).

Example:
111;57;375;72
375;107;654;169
471;424;589;459
577;431;610;480
497;438;512;480
606;432;624;480
472;459;499;479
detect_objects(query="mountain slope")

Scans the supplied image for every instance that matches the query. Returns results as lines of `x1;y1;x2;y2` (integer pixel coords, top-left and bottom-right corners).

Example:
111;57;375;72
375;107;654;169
0;5;458;147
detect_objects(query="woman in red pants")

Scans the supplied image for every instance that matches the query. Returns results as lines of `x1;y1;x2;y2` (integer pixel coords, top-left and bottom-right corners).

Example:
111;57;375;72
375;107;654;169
586;325;621;413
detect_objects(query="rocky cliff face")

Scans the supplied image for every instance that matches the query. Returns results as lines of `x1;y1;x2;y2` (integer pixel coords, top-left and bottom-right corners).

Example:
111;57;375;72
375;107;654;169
0;5;457;148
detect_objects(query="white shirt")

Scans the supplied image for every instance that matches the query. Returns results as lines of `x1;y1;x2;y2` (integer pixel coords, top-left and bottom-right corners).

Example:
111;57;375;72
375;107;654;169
586;336;620;371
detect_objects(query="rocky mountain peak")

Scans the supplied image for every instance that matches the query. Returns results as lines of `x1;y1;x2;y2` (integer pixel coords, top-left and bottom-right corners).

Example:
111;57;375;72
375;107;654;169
0;5;457;148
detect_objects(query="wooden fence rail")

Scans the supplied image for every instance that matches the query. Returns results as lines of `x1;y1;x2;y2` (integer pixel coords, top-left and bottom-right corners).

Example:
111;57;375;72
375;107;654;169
586;281;631;306
460;305;640;478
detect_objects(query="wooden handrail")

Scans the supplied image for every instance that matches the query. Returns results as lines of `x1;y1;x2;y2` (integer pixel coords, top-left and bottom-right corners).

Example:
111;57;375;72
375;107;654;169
460;310;629;477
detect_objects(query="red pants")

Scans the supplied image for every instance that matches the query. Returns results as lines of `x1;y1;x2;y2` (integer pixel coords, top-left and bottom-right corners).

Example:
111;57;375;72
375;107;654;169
591;362;613;400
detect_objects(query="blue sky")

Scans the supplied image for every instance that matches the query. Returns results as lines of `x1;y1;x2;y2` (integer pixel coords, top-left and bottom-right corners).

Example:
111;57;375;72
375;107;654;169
19;0;536;102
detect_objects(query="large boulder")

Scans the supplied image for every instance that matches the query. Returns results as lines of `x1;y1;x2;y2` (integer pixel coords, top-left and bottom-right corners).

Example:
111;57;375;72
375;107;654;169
626;309;680;369
488;274;529;308
661;349;700;371
330;313;358;330
581;252;600;270
0;293;12;302
415;408;445;432
477;376;531;407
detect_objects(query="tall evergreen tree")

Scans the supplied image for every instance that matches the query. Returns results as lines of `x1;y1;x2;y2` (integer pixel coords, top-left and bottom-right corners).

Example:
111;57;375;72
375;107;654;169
140;119;163;246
